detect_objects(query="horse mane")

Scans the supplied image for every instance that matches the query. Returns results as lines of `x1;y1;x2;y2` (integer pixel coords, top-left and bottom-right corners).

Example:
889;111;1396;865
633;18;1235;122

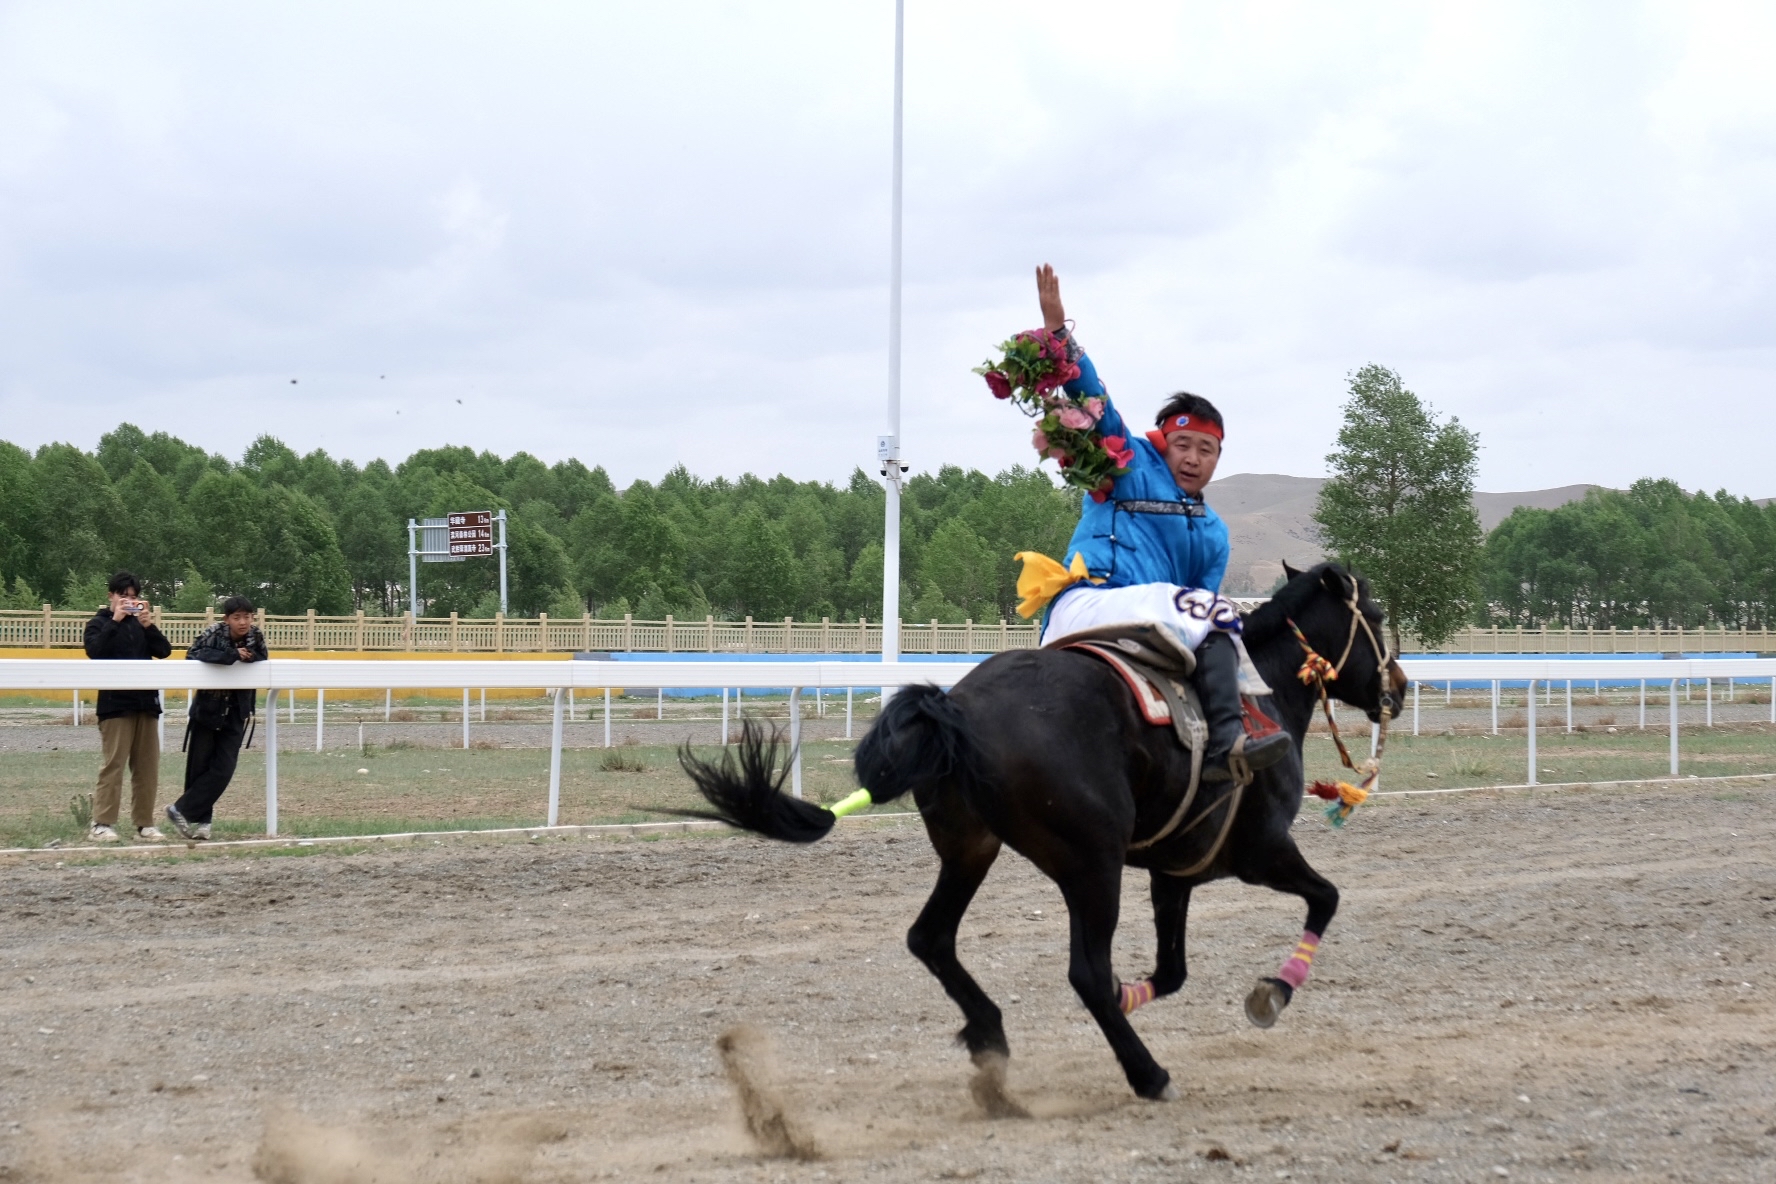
1241;562;1351;647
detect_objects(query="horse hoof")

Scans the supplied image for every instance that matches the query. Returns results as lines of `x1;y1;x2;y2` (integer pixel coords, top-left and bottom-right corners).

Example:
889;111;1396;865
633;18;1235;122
1244;979;1289;1029
1155;1081;1180;1103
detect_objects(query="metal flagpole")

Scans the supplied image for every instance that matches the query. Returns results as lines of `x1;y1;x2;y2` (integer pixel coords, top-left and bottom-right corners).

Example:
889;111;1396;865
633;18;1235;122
407;519;420;621
496;509;509;616
879;0;906;687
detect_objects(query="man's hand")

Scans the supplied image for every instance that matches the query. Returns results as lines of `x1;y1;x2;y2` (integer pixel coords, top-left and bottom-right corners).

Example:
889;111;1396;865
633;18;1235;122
237;647;254;662
1036;263;1066;332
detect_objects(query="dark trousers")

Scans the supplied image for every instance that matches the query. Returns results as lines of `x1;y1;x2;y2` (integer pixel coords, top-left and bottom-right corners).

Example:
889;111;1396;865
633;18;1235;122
176;722;246;824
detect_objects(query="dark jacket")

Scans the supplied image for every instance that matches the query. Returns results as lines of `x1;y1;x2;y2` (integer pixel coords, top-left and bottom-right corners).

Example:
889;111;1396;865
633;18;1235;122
83;609;174;720
186;621;268;730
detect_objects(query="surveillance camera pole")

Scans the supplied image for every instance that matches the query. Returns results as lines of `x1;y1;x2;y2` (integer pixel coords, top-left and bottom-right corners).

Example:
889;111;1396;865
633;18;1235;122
880;0;906;680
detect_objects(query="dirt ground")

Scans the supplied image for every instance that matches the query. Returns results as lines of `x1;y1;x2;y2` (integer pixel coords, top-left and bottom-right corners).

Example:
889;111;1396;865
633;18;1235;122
2;780;1773;1183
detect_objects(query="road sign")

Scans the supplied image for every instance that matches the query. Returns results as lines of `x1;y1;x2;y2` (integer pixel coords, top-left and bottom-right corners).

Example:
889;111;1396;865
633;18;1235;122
408;509;509;618
447;510;494;557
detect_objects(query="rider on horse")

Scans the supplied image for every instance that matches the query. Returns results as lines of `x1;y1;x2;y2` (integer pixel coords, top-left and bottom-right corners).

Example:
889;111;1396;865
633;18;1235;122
1019;264;1292;781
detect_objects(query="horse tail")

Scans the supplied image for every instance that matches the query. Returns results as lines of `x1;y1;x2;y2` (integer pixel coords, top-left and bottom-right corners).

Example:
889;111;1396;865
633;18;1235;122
677;719;838;843
853;683;979;810
676;684;979;844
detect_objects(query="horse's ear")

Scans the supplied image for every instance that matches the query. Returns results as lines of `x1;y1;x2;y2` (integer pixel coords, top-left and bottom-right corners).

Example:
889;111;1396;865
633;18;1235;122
1282;561;1302;580
1320;566;1349;598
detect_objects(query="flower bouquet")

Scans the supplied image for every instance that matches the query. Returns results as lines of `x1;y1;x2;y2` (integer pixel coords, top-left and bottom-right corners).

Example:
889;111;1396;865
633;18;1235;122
974;328;1133;502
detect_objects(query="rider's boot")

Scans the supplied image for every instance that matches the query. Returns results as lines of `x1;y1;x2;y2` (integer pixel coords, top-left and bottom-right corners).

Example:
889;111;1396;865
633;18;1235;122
1194;631;1291;782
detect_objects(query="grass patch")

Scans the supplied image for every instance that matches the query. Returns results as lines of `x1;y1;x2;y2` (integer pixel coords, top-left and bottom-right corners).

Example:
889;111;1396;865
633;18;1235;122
0;737;873;846
6;722;1771;847
1304;723;1776;792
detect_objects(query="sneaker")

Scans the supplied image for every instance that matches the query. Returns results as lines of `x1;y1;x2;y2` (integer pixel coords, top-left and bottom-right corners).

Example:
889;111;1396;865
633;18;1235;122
192;823;211;841
136;826;167;841
88;824;120;843
165;804;197;839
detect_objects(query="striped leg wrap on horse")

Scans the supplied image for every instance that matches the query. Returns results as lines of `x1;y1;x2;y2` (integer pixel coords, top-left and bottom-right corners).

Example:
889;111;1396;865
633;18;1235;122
1275;931;1321;990
1118;979;1157;1015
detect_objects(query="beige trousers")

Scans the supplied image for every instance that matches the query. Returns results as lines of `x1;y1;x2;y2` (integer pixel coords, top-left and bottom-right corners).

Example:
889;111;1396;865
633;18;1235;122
96;713;161;829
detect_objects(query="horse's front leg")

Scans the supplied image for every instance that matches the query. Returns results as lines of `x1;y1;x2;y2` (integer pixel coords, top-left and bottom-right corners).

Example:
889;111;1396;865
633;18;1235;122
1117;871;1193;1015
1240;836;1338;1028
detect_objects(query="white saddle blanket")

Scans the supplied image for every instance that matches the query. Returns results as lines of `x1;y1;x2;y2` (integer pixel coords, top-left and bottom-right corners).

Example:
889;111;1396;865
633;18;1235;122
1044;582;1271;696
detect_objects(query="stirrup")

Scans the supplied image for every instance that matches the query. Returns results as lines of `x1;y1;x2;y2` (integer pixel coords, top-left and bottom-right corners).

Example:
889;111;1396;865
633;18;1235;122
1203;732;1289;782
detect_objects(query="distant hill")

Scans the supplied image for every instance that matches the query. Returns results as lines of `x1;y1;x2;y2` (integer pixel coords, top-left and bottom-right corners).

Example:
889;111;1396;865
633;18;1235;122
1205;474;1606;596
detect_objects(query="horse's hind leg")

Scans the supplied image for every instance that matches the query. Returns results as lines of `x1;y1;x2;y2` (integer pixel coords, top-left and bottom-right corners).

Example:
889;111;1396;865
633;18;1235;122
1148;872;1193;999
907;798;1007;1062
1241;836;1338;1029
1059;863;1176;1101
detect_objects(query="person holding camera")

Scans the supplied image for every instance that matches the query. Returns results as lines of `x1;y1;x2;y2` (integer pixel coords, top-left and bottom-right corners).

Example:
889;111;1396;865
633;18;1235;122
83;571;173;842
166;595;267;841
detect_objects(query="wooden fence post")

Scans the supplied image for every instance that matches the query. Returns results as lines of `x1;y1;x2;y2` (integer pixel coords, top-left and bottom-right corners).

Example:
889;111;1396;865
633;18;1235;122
355;609;365;650
665;614;675;652
583;612;591;651
706;614;715;652
449;612;459;650
41;603;51;646
623;613;633;651
495;612;505;653
783;617;792;654
539;613;549;652
304;608;316;650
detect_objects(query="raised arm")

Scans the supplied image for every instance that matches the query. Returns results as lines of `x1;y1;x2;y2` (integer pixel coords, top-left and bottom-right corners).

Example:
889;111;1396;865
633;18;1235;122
1036;263;1121;434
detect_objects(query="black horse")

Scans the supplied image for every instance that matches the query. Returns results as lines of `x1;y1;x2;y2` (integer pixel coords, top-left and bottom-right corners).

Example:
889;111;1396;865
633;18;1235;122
679;563;1406;1101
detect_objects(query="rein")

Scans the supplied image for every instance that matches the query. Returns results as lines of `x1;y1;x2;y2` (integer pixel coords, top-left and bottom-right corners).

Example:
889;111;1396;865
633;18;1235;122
1287;581;1393;827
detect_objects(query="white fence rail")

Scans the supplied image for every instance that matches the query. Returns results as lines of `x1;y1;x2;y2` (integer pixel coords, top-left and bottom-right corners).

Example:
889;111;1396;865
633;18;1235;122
3;657;1771;838
0;659;977;837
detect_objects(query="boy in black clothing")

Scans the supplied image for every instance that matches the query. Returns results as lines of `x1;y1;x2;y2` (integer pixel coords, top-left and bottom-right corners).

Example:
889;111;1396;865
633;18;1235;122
83;571;173;842
167;596;267;841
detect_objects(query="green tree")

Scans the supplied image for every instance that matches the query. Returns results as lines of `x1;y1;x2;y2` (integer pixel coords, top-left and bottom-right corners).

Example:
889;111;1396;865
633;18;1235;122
335;478;404;613
170;564;215;613
0;575;41;610
921;519;998;621
186;471;267;598
258;487;352;614
0;441;40;594
505;517;572;616
728;509;797;620
59;572;112;612
31;444;124;603
1313;364;1482;648
112;460;190;599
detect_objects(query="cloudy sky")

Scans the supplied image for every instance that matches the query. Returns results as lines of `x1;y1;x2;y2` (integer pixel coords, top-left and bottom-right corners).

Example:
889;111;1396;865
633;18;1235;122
1;1;1772;495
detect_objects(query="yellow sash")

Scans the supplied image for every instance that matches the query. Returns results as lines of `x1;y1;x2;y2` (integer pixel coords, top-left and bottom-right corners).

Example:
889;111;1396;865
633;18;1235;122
1013;551;1104;619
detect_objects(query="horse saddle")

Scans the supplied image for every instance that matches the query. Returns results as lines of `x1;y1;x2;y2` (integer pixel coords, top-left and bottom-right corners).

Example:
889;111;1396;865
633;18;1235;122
1050;620;1285;866
1052;621;1285;771
1050;622;1205;751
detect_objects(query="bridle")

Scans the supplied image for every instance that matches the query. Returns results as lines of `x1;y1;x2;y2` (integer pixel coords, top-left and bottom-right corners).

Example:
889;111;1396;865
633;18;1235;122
1287;575;1396;826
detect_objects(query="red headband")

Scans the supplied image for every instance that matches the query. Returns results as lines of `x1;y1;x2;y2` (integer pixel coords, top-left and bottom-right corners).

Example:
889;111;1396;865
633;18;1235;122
1144;412;1223;453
